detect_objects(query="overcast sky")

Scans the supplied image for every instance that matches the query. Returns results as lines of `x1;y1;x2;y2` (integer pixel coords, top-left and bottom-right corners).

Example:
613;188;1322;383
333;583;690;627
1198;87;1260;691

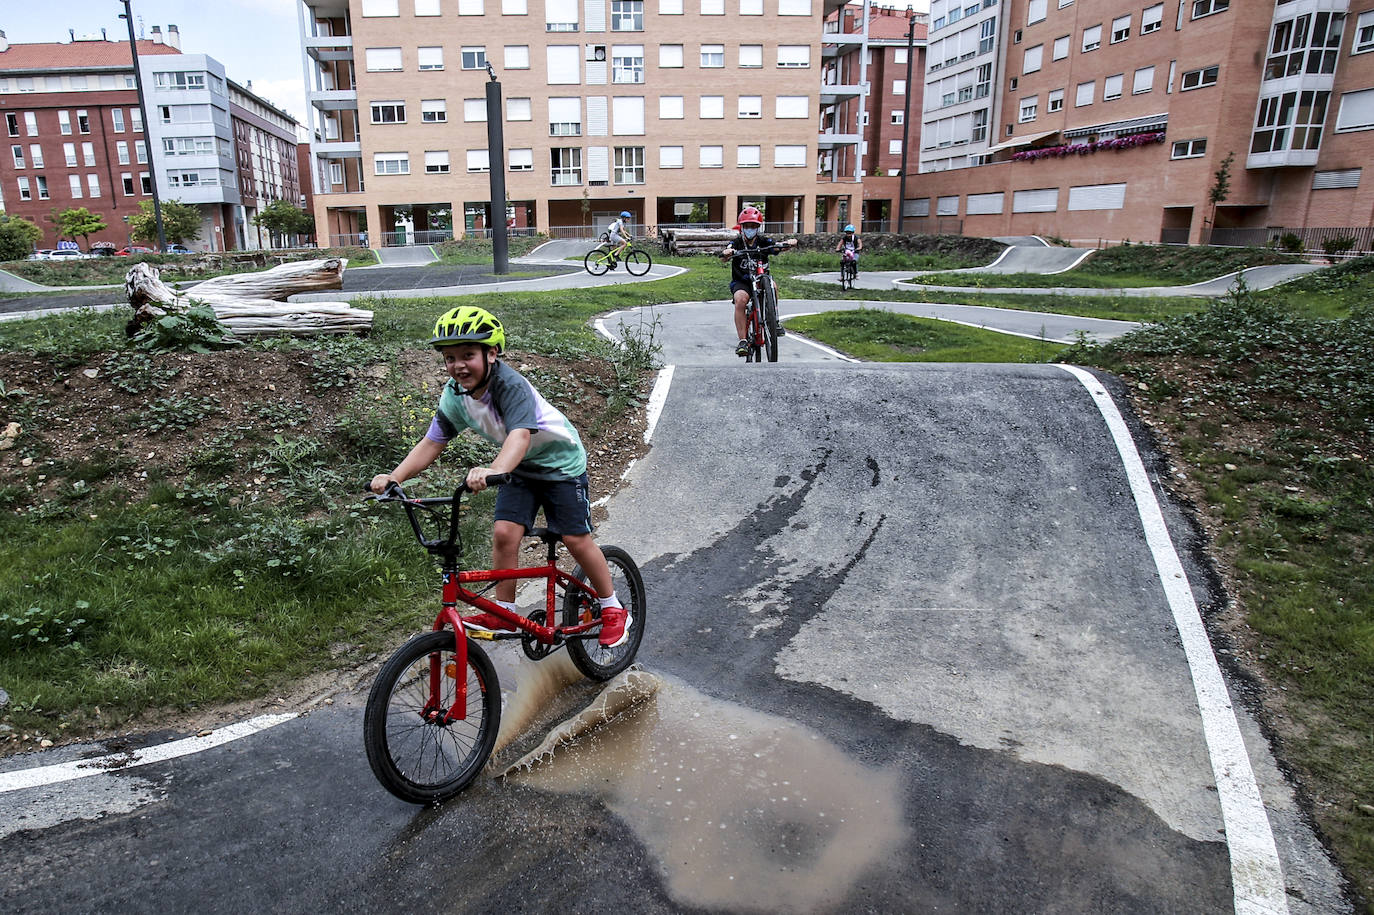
4;1;308;126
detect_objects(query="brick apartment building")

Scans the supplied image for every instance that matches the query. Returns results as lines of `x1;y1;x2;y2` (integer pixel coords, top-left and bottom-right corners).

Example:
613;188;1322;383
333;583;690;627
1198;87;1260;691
301;0;864;243
0;26;303;253
904;0;1374;248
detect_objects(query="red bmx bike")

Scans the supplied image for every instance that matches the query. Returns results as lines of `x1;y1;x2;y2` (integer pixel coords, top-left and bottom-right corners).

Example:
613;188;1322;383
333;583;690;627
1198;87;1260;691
362;476;646;804
731;243;787;363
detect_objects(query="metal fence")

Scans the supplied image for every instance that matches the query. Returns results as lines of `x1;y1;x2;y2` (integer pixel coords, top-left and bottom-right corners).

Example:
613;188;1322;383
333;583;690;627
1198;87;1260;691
1207;226;1374;256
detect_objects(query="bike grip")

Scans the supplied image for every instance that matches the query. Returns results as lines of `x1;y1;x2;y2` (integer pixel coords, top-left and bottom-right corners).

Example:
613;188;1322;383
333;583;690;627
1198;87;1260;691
486;472;513;487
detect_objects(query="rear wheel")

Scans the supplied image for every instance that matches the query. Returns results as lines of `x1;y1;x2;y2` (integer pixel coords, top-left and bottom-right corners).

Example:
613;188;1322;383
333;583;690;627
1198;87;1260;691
363;630;500;804
761;280;780;362
745;303;761;363
624;248;652;276
563;545;647;681
584;247;610;276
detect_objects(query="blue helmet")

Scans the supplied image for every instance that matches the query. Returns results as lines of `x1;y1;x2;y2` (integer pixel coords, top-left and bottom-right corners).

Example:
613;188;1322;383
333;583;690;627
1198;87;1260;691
844;224;856;232
620;210;632;219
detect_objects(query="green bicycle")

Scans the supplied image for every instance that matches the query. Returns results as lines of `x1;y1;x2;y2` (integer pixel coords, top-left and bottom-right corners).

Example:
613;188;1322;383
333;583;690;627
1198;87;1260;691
584;240;652;277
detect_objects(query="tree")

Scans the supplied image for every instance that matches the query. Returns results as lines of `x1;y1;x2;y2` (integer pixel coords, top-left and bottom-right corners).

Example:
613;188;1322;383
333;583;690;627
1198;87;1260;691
1205;151;1235;238
128;199;202;247
252;200;314;246
54;207;108;250
0;213;43;262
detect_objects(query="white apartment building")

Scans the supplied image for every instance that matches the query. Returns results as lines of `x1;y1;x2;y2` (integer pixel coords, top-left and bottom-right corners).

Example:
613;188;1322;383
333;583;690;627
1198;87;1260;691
919;0;1001;173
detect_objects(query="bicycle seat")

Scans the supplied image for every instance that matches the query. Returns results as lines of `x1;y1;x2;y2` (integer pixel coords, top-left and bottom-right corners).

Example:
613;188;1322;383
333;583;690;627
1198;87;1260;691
526;527;563;544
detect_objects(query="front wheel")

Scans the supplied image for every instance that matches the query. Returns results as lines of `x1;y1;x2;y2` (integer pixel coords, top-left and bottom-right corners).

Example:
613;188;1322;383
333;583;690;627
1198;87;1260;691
363;630;501;804
760;281;780;363
744;301;762;363
623;248;652;276
563;545;647;681
584;247;610;276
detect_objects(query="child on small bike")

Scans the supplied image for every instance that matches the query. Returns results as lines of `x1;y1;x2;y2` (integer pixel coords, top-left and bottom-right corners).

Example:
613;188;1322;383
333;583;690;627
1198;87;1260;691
605;210;633;269
368;306;630;648
719;206;796;356
836;223;862;267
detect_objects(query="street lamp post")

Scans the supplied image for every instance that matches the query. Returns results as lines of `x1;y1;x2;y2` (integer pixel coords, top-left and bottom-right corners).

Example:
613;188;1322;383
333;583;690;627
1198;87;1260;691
118;0;166;253
897;6;917;235
484;63;509;274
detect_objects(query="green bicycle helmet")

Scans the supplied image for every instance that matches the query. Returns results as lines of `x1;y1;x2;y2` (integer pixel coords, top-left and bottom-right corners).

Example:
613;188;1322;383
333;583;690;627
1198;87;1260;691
430;306;506;352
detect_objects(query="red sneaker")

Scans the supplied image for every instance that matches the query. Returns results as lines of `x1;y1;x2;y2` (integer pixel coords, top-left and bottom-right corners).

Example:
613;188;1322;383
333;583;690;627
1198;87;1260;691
462;612;516;632
598;605;632;648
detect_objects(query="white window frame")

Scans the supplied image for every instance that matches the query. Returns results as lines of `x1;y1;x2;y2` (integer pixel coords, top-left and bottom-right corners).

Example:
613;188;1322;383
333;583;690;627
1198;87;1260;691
1023;45;1043;74
777;45;811;68
738;95;762;118
504;46;530;69
1180;66;1218;91
1133;66;1155;94
773;145;806;167
700;95;725;118
421;99;448;122
1142;4;1164;34
417;46;444;70
464;98;488;122
1104;74;1123;100
659;145;684;167
509;148;534;171
700;44;725;68
365;48;403;71
1171;138;1207;159
737;144;760;167
506;97;531;121
466;149;490;172
739;44;763;68
1053;35;1069;60
659;44;684;68
1111;15;1131;43
1076;81;1095;106
1082;24;1101;53
699;144;723;167
660;96;684;119
425;150;451;174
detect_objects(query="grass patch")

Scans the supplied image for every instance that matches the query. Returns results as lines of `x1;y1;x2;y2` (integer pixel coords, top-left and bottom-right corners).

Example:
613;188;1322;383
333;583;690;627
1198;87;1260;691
1061;285;1374;903
911;244;1301;288
0;246;376;287
432;234;551;264
789;308;1065;362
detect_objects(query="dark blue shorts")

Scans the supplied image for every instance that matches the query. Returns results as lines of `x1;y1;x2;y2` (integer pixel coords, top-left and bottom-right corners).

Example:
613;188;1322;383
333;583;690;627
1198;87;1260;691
494;472;593;536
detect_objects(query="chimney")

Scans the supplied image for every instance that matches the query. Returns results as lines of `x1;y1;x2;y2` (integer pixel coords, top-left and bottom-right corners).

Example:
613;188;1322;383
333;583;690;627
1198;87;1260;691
166;24;181;50
0;30;9;53
151;25;163;44
102;28;108;41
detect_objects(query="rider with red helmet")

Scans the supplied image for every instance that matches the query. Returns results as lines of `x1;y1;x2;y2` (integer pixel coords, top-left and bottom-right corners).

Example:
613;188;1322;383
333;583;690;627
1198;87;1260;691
720;206;796;357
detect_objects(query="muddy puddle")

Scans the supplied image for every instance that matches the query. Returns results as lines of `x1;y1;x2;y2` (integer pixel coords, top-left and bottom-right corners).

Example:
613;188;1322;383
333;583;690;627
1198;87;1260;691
499;667;907;912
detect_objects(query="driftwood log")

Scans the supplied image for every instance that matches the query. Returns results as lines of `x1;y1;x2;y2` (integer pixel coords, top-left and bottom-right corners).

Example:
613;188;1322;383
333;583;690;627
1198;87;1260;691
660;227;737;256
125;258;372;337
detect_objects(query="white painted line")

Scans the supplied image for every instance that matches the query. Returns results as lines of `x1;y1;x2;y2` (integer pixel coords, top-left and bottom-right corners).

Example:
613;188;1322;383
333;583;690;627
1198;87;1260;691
787;332;860;362
0;713;298;794
643;365;675;443
1059;364;1289;915
1046;248;1096;275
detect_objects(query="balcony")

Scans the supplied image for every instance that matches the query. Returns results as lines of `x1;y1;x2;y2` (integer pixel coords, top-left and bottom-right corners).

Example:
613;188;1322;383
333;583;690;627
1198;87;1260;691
306;35;355;64
817;131;861;148
311;139;362;158
309;88;358;112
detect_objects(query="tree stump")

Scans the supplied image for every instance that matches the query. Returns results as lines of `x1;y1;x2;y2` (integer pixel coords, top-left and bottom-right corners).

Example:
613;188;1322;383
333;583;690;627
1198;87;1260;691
125;258;373;337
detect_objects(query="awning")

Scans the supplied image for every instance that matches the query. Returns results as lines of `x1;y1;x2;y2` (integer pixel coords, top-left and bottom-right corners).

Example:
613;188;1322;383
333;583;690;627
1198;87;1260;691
981;130;1059;155
1063;113;1168;139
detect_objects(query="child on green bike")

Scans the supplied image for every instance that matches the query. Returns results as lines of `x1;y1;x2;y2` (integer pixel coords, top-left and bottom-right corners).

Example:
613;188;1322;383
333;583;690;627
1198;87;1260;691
368;306;630;648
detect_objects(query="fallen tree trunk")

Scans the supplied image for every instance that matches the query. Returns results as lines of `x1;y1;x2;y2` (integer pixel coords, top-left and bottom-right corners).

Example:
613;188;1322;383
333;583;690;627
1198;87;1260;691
125;259;372;337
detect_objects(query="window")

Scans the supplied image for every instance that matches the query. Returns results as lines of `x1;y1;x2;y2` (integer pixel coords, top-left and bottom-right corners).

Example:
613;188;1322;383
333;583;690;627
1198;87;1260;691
1048;88;1064;112
1180;66;1218;90
660;44;683;67
464;99;487;122
545;0;578;30
421;150;450;174
700;44;724;67
461;47;487;69
612;0;644;30
701;0;725;13
1357;11;1374;54
1112;15;1131;43
1076;81;1095;106
1104;74;1123;99
81;142;95;166
614;146;645;182
1082;25;1101;52
77;111;90;134
972;108;988;142
1133;66;1155;94
700;96;725;118
613;97;645;134
373;152;410;174
613;45;645;82
888;138;903;155
24;112;38;136
739;45;763;68
778;0;809;13
550;97;582;135
17;177;31;200
775;96;809;118
1142;4;1163;34
1053;35;1069;60
976;64;992;98
505;45;530;69
63;142;77;167
1023;45;1043;74
774;145;806;167
466;149;489;172
112;109;125;133
36;176;49;199
980;18;996;53
116;141;129;165
891;110;904;124
59;111;72;135
1265;12;1345;80
330;162;344;184
1192;0;1227;19
422;99;448;122
549;144;582;181
153;71;206;90
361;0;399;13
659;146;684;168
1335;88;1374;132
1172;138;1207;158
371;101;406;123
365;48;404;71
458;0;484;13
893;79;906;96
699;145;723;167
139;173;151;195
737;145;760;167
739;96;762;118
86;174;101;198
1019;96;1038;122
416;0;441;13
740;0;762;13
5;113;17;136
777;45;810;67
509;148;534;171
660;96;684;118
547;46;580;83
135;140;147;163
1028;0;1047;24
506;97;531;120
122;173;135;196
130;109;142;132
1251;89;1329;153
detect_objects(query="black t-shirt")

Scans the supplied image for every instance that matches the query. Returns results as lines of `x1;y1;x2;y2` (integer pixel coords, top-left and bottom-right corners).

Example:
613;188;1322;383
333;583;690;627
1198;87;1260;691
726;234;778;285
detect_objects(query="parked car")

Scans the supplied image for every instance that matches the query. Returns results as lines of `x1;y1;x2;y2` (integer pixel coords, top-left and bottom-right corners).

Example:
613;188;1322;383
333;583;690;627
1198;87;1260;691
47;249;89;261
165;244;193;254
114;246;153;257
27;249;57;260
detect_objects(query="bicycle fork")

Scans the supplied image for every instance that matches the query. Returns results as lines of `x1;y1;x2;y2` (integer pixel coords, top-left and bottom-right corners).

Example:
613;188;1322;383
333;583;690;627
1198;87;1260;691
426;570;471;724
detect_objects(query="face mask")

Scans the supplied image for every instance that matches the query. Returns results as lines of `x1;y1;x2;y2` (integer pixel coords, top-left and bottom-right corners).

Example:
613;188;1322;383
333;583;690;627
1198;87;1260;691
743;227;758;240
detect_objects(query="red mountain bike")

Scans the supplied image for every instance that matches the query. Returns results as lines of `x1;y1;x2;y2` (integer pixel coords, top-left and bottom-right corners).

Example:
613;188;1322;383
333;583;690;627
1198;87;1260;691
362;476;646;804
731;243;789;363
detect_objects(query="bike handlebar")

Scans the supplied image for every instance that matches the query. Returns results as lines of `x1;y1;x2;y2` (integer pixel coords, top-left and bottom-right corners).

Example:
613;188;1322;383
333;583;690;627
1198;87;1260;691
366;473;513;554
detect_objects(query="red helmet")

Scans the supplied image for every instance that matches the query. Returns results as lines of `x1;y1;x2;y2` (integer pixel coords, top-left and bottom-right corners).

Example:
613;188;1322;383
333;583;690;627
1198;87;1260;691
737;206;763;226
